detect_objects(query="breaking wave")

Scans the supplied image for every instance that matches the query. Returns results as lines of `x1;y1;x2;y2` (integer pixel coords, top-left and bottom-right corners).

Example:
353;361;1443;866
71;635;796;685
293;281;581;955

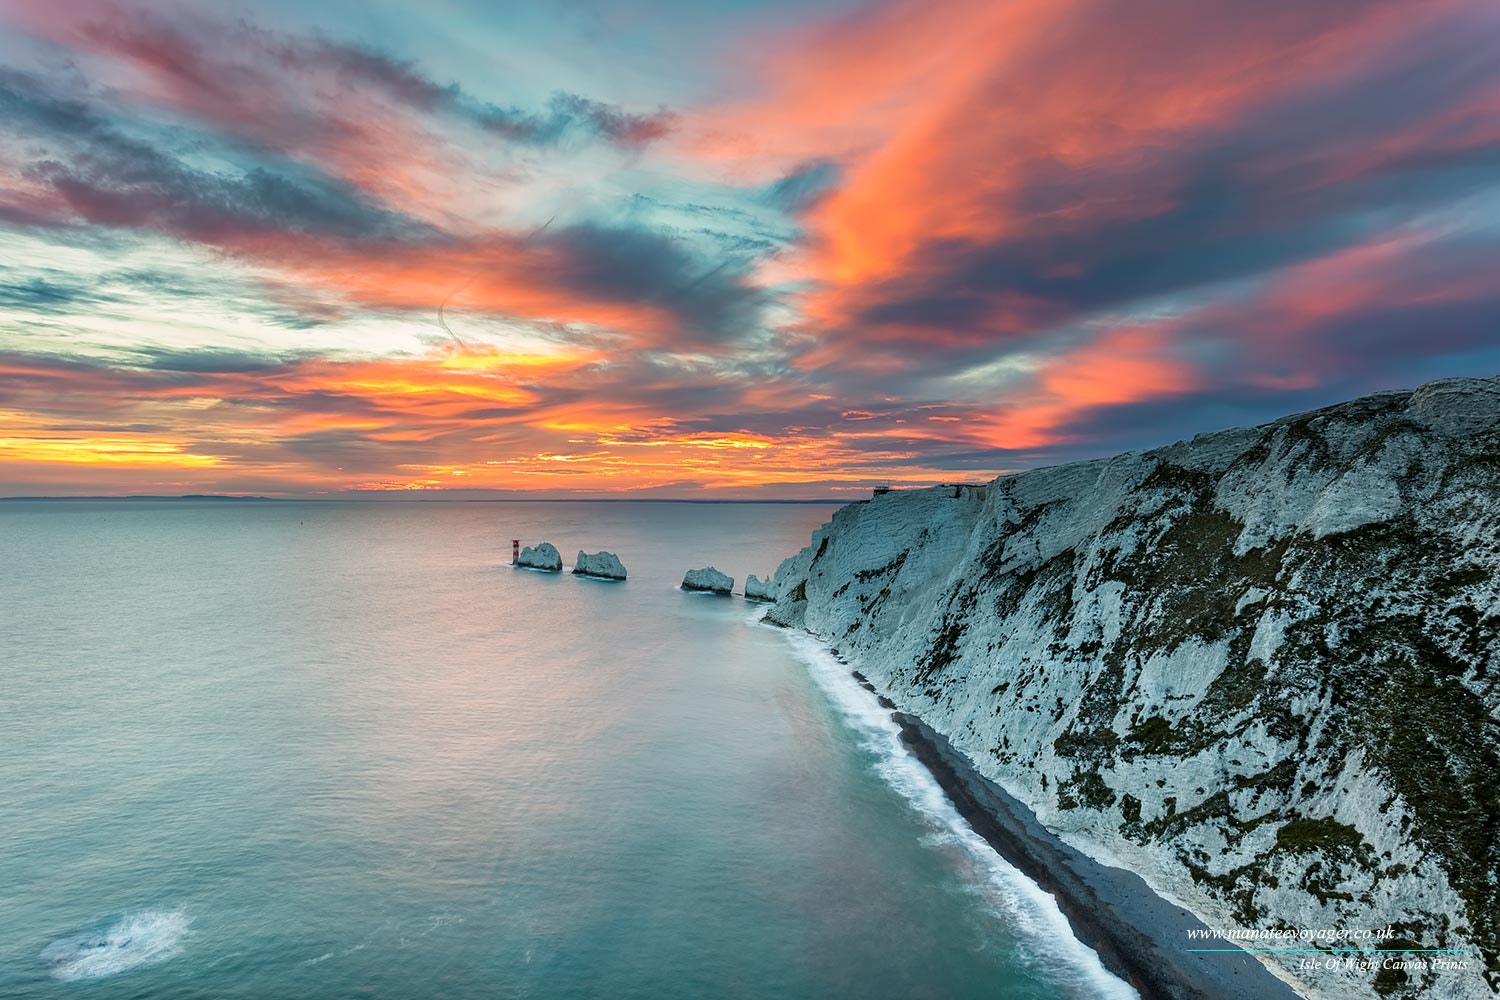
40;909;189;981
784;634;1137;1000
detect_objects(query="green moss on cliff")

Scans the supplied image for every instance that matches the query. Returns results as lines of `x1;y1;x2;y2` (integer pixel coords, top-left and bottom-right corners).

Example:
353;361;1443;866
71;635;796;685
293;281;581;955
1274;817;1368;854
1058;769;1115;810
914;586;977;683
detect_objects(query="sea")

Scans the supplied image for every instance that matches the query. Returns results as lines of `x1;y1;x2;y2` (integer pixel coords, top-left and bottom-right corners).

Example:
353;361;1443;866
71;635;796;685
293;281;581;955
0;499;1134;999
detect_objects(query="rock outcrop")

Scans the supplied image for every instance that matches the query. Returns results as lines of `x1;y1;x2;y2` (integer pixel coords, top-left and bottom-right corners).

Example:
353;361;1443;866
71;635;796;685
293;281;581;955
768;377;1500;1000
573;550;627;580
745;574;775;601
682;566;733;594
515;542;562;571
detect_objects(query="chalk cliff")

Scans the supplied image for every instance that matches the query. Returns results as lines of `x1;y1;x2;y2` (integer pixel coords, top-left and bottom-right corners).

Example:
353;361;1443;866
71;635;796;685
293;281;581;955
769;377;1500;1000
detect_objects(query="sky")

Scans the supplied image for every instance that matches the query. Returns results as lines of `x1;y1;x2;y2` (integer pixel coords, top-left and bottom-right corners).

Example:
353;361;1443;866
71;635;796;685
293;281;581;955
1;0;1497;498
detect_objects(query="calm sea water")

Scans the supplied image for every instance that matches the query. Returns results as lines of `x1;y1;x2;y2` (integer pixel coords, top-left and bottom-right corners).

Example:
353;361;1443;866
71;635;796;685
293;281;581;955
0;500;1131;1000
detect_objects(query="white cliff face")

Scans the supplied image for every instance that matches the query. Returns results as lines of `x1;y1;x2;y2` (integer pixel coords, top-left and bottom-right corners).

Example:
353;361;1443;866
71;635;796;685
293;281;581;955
682;566;733;594
745;574;775;601
574;550;627;580
769;377;1500;1000
516;542;562;571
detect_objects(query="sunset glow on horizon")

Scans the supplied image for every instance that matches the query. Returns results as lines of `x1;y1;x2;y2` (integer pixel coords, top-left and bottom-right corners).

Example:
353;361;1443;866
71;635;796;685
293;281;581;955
2;0;1498;497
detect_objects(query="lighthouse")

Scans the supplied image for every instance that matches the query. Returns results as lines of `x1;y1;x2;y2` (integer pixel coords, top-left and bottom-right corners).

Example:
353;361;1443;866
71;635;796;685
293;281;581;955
512;538;520;564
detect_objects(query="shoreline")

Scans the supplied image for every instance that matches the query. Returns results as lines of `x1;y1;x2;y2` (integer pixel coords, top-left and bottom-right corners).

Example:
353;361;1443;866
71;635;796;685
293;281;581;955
848;670;1306;1000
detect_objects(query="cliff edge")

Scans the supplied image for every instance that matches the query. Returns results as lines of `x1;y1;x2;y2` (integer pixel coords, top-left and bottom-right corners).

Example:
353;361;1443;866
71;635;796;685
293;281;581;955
769;377;1500;1000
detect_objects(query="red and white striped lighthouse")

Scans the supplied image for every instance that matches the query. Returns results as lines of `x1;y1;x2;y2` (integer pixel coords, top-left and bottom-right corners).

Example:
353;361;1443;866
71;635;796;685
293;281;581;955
512;538;520;564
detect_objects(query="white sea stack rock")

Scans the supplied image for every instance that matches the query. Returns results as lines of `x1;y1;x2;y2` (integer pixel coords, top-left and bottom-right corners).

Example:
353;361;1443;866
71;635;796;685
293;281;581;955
573;550;627;580
681;566;733;594
515;542;562;571
745;574;775;601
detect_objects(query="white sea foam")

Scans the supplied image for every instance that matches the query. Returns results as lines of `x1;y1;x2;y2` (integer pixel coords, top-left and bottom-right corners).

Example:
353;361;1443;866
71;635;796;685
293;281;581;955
40;909;190;981
783;634;1138;1000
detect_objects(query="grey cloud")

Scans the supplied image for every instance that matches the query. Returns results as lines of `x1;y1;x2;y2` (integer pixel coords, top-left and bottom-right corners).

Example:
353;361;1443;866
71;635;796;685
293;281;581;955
0;70;426;244
310;41;675;146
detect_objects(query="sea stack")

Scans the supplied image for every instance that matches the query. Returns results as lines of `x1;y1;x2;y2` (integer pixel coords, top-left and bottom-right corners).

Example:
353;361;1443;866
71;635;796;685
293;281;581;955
744;574;775;601
681;566;733;594
574;550;627;580
514;542;563;571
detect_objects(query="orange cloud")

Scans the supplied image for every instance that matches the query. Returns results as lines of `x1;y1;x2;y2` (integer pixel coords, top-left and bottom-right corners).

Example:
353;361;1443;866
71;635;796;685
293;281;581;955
685;0;1488;348
956;327;1203;450
258;237;682;345
0;346;1004;495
